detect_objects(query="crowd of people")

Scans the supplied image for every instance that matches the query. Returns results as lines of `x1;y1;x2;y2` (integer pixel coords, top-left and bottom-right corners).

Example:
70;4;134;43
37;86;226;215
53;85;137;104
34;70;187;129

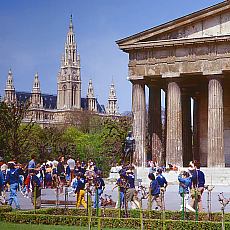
0;155;105;210
0;155;205;212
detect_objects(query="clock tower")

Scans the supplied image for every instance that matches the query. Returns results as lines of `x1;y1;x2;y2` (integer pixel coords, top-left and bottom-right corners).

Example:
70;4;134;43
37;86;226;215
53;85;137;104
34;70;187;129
57;15;81;110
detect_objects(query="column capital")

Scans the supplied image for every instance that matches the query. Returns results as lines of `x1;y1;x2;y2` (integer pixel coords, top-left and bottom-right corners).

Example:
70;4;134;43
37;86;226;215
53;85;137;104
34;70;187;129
206;74;224;81
130;79;146;86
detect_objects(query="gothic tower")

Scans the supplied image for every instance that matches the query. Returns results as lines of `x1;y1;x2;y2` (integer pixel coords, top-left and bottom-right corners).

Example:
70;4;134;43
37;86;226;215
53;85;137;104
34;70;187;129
31;73;43;108
57;15;81;110
106;81;119;115
87;79;97;112
4;69;16;103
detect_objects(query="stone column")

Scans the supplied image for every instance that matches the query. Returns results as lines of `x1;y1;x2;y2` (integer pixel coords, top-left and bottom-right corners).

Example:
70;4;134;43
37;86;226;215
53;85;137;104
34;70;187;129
208;77;224;167
132;81;146;167
193;94;200;162
182;92;192;166
166;82;183;166
148;85;163;165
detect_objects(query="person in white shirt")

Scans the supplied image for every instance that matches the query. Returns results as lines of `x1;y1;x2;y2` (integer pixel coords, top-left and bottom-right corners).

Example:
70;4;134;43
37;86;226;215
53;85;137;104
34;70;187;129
67;155;75;182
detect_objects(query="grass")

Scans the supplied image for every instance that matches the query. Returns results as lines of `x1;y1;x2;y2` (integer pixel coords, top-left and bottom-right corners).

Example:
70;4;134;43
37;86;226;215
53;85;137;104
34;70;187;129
0;222;132;230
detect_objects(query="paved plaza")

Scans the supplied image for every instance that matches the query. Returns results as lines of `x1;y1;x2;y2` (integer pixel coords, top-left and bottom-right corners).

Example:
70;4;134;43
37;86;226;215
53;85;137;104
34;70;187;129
9;183;230;213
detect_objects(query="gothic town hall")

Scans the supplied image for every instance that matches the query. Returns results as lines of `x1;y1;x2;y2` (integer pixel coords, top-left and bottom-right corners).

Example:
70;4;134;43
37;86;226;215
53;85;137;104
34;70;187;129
3;16;119;126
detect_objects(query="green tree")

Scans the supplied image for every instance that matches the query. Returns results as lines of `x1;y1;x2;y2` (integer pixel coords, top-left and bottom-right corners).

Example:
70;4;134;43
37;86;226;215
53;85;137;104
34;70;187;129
0;101;34;161
100;116;132;168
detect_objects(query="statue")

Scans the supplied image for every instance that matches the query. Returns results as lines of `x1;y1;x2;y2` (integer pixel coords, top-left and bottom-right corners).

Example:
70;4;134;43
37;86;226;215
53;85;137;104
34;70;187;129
123;131;135;165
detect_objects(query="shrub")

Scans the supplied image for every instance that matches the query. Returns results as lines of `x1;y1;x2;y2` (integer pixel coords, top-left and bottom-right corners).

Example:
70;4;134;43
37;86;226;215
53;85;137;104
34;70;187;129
1;212;229;229
19;208;226;222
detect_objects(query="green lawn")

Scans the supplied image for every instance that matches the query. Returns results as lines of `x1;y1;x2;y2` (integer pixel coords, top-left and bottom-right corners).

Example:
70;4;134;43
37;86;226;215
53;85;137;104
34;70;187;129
0;222;132;230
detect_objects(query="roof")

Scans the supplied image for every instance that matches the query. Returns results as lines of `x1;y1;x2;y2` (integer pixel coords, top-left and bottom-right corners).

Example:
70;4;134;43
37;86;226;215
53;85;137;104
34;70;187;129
16;91;57;109
16;91;105;113
81;97;106;113
116;1;230;50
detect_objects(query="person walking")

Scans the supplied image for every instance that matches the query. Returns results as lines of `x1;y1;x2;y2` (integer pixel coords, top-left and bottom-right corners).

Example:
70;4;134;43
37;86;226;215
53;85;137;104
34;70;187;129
5;162;21;209
0;169;5;205
29;169;42;209
113;172;127;209
148;173;162;210
28;155;36;170
156;168;168;210
178;171;195;212
125;169;140;209
57;156;65;194
72;172;87;208
190;161;205;212
93;170;105;208
67;155;75;182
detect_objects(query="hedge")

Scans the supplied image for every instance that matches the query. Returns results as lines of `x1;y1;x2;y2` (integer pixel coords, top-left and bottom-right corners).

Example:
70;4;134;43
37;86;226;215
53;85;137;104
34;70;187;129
21;208;228;222
0;205;12;213
0;212;229;230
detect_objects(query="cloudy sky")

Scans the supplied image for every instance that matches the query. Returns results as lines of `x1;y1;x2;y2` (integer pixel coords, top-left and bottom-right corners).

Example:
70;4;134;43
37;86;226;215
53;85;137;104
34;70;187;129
0;0;222;112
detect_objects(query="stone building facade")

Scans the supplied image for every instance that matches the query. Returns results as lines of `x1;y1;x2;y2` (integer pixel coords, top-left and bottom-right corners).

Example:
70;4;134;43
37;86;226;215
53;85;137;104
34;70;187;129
117;1;230;168
3;16;119;125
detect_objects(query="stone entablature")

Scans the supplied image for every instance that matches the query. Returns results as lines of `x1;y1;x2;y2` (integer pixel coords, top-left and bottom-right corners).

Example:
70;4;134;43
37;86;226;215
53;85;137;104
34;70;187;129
128;39;230;79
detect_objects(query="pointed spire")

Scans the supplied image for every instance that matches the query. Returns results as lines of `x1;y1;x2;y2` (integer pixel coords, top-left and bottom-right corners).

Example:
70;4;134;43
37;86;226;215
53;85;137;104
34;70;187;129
32;72;41;93
87;79;97;112
4;69;16;103
69;14;73;31
106;80;119;115
69;14;73;29
5;69;15;90
108;80;117;100
87;79;95;98
31;72;42;108
63;15;77;67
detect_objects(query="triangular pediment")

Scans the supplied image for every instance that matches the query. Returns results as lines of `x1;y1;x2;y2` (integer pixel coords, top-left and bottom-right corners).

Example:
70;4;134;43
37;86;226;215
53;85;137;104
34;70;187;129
117;1;230;49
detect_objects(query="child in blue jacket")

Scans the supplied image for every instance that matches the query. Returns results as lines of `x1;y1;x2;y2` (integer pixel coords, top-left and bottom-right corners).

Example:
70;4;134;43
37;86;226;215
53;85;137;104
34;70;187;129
178;171;195;212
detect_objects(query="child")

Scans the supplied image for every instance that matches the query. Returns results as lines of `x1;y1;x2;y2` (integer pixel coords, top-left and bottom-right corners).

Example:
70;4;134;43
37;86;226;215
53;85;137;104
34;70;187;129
29;169;42;209
113;172;127;209
178;171;195;212
148;173;162;210
72;172;87;208
93;170;105;208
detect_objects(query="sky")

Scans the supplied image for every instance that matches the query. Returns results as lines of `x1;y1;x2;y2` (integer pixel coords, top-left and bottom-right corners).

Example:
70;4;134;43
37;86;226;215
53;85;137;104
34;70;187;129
0;0;223;113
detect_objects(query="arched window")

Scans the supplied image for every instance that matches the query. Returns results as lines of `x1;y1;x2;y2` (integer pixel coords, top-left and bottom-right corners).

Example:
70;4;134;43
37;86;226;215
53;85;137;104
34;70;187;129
72;85;77;106
63;85;67;107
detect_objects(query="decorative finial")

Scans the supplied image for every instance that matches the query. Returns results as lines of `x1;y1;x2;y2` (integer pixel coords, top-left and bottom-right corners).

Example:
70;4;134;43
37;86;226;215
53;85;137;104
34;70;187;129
69;14;73;29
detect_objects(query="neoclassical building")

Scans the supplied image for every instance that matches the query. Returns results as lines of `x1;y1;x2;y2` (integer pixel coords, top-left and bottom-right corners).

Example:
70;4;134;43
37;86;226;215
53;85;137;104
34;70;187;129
3;16;119;125
117;1;230;168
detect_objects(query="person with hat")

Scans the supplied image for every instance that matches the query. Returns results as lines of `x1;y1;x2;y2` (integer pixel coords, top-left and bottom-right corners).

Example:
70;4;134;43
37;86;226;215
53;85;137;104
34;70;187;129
5;161;21;209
